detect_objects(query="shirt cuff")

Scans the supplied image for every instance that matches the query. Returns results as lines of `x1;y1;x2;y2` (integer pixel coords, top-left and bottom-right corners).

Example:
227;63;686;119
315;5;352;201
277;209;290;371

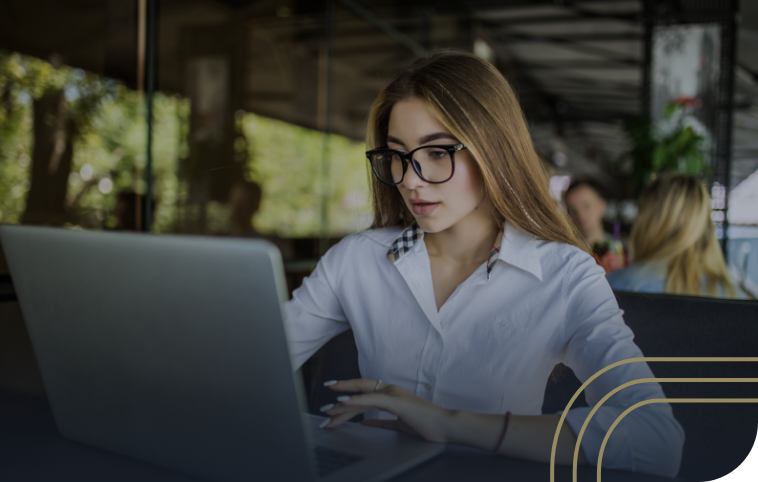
562;406;635;471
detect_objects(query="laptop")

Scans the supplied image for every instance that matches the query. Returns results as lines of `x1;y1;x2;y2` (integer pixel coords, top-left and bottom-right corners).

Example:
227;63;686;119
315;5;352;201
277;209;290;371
0;225;445;482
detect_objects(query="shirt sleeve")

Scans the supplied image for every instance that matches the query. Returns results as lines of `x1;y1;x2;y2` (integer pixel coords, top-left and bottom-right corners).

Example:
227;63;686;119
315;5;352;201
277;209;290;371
560;251;685;477
283;238;351;371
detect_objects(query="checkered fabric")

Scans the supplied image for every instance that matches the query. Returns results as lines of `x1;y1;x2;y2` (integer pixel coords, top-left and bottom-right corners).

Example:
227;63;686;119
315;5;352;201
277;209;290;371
487;231;504;280
387;224;505;280
387;224;424;263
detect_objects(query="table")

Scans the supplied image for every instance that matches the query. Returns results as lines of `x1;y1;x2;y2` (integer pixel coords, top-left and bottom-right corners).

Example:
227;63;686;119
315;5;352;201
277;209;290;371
0;392;680;482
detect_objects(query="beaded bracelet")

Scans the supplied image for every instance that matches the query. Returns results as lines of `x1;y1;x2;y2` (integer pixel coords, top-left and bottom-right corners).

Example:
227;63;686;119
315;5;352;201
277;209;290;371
493;411;512;454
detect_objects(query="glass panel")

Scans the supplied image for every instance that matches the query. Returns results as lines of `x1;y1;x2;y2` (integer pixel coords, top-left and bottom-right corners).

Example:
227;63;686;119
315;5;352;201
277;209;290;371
242;113;370;238
0;51;151;230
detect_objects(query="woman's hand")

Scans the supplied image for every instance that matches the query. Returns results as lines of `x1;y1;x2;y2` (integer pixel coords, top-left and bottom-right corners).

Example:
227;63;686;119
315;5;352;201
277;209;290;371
320;379;588;466
319;378;453;443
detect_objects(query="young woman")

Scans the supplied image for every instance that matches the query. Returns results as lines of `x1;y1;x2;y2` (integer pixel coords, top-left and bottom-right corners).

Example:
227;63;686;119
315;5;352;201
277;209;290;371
283;51;684;476
607;173;747;298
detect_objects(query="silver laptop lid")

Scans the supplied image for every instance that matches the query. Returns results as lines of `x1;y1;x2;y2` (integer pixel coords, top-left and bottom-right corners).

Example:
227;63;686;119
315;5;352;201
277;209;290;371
0;225;314;482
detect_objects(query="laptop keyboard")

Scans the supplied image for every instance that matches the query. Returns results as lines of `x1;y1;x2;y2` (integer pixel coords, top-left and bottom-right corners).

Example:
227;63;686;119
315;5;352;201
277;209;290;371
313;445;364;477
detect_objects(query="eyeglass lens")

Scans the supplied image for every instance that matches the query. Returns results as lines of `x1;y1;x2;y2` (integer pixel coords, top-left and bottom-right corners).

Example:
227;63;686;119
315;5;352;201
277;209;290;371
372;147;453;184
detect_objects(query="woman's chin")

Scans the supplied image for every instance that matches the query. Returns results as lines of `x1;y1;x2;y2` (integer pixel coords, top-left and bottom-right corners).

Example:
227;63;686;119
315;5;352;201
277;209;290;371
414;217;448;234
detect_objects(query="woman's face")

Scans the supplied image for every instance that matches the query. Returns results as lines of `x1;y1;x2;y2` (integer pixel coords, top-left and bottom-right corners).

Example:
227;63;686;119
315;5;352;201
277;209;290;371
387;97;488;234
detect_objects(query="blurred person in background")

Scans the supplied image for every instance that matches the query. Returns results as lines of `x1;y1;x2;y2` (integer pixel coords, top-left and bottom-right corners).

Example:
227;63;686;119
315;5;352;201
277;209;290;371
564;180;625;274
225;180;293;274
111;191;156;231
228;179;262;237
564;180;608;246
607;173;746;298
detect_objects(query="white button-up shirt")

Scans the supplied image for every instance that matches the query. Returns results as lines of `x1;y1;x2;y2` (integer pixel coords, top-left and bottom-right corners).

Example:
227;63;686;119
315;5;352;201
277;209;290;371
284;223;684;477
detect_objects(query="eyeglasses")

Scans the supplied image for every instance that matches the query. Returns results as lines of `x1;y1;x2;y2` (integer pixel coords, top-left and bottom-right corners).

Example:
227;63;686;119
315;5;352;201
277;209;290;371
365;143;466;185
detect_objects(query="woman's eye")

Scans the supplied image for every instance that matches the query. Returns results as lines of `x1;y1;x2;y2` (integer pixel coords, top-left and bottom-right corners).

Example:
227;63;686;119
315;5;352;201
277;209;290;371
429;150;447;160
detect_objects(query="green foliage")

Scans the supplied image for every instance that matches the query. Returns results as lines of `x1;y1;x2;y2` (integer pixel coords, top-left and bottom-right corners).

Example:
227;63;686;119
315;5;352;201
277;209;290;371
618;117;655;194
72;88;188;232
0;52;56;224
0;51;187;231
618;102;710;194
243;113;372;237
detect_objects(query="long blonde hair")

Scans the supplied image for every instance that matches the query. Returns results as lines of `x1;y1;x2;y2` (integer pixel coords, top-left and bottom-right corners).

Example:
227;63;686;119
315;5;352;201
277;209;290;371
630;173;736;297
366;50;586;252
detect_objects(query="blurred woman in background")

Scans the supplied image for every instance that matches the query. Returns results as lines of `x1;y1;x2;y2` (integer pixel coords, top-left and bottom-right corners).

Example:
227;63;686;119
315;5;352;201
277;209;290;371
607;173;746;298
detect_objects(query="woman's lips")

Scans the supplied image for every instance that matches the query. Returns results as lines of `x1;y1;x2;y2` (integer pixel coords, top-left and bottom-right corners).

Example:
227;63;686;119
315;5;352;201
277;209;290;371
410;201;440;216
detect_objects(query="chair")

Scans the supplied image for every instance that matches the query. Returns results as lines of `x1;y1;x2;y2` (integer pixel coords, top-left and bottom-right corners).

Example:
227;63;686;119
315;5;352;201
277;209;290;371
616;291;758;481
543;291;758;481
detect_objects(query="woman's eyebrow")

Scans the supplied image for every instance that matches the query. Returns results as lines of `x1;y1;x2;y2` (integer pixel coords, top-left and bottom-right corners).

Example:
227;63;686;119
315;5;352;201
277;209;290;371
387;132;458;147
418;132;457;144
387;135;406;147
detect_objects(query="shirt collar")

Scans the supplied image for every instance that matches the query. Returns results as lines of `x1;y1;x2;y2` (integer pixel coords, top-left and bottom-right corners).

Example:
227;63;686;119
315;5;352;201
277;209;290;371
498;222;543;281
386;224;424;263
386;222;541;281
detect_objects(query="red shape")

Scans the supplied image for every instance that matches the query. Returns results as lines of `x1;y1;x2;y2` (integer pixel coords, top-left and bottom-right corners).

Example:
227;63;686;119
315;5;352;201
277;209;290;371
671;95;702;107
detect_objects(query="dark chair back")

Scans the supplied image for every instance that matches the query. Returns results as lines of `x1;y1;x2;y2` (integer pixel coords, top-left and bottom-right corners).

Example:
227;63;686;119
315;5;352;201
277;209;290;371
616;291;758;481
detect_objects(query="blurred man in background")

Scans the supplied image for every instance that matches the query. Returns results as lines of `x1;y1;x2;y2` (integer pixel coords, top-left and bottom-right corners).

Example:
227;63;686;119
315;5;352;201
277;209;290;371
564;180;609;246
565;180;625;274
112;191;156;232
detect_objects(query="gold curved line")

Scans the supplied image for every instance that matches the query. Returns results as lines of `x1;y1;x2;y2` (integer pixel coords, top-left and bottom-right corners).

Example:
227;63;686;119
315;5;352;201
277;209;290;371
572;379;758;482
549;357;758;482
573;378;654;481
596;398;758;482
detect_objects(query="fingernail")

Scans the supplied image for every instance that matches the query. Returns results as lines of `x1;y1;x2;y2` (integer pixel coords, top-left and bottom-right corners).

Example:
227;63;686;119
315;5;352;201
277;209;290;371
323;380;338;386
336;395;350;402
319;418;331;429
319;404;334;412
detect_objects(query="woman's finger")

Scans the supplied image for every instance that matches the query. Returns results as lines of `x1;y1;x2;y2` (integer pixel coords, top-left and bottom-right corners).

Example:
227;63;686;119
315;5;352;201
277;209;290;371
323;378;381;393
337;392;394;412
359;418;419;437
320;402;371;417
322;409;364;429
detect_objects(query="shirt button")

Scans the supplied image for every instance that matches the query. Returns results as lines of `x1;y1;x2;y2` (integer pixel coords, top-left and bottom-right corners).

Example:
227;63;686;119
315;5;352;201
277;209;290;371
425;383;432;391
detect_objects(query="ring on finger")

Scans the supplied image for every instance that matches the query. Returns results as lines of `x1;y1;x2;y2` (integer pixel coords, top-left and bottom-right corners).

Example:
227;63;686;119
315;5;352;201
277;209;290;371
373;380;383;392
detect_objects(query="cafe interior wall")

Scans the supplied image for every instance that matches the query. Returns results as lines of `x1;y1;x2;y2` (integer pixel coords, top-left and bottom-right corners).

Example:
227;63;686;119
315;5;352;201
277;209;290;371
2;0;758;253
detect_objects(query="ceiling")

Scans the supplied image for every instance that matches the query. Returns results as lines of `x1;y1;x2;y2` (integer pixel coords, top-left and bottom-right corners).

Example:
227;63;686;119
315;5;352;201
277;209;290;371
161;0;758;192
3;0;758;193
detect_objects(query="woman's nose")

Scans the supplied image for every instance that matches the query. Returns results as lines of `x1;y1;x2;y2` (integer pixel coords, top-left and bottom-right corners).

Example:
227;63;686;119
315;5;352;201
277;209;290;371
401;160;427;190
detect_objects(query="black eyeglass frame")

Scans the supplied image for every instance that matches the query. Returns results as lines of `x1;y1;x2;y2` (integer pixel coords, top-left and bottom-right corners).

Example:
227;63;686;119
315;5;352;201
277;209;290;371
365;143;467;185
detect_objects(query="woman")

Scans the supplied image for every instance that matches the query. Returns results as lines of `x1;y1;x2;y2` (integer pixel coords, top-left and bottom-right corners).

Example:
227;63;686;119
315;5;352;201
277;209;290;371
284;51;683;476
607;173;745;298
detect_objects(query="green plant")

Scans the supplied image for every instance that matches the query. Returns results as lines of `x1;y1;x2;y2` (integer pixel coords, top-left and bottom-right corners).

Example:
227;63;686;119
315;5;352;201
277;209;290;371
618;99;710;194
